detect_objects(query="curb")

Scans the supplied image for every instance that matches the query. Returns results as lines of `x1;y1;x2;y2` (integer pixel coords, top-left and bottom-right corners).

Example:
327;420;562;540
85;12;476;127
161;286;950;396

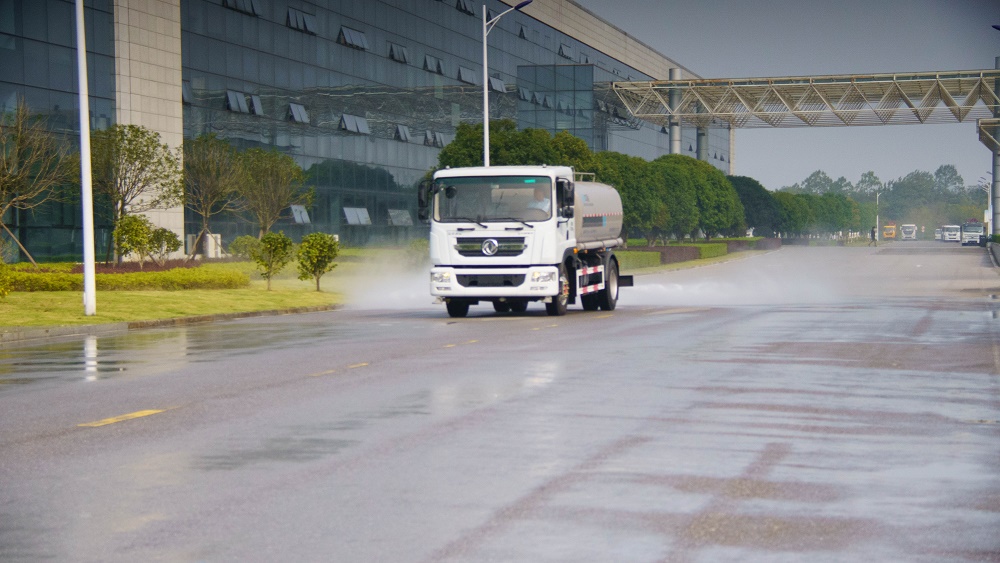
0;304;340;347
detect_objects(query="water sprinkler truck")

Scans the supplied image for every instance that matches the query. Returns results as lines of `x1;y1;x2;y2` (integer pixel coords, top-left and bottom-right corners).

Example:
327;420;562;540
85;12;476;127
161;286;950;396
418;165;633;317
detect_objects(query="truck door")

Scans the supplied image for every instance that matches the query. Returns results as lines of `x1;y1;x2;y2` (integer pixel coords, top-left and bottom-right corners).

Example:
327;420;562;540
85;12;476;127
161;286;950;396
556;178;574;243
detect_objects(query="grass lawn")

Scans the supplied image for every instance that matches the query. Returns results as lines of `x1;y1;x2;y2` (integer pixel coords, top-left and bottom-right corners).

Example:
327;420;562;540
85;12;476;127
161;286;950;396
0;244;773;330
1;286;340;329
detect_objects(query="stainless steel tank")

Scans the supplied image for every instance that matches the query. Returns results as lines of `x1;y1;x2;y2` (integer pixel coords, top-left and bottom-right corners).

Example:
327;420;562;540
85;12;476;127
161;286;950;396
574;181;625;249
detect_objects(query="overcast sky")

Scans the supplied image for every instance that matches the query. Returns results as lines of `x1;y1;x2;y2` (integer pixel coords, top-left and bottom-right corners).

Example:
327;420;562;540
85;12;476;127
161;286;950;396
572;0;1000;191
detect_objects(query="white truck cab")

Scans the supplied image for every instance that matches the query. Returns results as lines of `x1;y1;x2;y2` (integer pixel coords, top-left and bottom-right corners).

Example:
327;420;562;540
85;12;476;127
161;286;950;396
418;165;632;317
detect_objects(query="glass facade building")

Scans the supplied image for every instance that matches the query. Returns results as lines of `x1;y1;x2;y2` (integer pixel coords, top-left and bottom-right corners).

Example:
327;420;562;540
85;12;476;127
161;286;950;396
0;0;732;260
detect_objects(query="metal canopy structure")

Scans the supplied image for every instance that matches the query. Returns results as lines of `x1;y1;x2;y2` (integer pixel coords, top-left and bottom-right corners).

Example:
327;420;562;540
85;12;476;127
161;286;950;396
978;118;1000;152
611;69;1000;130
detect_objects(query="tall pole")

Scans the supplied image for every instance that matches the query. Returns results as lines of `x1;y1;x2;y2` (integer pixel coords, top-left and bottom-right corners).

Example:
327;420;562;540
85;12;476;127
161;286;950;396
482;7;490;167
993;56;1000;237
76;0;96;316
668;68;681;154
482;0;532;167
876;191;880;243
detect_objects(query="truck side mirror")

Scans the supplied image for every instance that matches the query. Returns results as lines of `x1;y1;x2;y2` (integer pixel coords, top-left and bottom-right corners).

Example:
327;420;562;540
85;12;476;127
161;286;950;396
417;180;431;208
417;180;432;223
556;178;574;218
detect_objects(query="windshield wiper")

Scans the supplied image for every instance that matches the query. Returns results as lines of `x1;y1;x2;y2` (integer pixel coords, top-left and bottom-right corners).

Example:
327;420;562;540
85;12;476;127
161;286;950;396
492;217;534;228
451;217;488;228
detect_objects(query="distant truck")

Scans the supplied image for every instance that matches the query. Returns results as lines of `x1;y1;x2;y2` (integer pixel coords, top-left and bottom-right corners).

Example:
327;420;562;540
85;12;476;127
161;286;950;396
899;224;917;240
941;225;960;242
419;165;633;317
882;222;896;240
961;221;984;245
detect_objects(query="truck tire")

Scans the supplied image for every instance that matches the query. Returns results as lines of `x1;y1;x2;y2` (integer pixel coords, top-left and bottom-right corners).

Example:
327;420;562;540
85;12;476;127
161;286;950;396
509;300;528;313
599;259;619;311
446;300;470;318
581;293;600;310
545;265;569;316
493;301;511;313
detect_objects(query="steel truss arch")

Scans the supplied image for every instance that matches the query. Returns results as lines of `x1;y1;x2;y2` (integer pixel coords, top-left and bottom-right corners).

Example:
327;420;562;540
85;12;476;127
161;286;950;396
612;70;1000;130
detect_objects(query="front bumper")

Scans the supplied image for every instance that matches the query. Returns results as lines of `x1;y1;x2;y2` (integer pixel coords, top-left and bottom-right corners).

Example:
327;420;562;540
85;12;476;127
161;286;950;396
430;266;559;299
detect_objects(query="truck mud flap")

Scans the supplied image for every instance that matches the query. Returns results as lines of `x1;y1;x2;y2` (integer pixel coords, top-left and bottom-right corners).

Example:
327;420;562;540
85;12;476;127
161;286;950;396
618;275;634;287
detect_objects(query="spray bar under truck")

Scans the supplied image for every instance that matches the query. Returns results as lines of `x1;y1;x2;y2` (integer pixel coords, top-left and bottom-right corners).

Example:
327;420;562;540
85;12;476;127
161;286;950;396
418;165;633;317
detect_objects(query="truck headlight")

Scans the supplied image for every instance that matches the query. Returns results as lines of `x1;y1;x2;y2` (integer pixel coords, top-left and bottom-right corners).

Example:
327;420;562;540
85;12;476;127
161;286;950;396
531;271;555;283
431;272;451;283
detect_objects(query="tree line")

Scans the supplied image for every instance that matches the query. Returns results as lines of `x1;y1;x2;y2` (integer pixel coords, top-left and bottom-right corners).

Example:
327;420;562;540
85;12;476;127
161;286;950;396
438;120;746;244
773;167;985;234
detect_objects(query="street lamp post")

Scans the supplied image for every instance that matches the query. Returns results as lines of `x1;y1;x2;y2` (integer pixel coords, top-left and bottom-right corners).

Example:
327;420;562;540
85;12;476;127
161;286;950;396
980;174;993;232
875;191;880;243
482;0;532;167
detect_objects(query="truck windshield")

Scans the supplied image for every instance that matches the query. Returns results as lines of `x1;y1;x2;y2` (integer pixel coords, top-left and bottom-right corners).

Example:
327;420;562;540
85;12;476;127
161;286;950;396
963;225;983;233
434;176;552;223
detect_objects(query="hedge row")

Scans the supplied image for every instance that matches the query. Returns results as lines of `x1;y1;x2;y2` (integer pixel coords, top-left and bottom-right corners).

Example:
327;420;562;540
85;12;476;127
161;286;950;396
616;251;662;270
7;267;251;292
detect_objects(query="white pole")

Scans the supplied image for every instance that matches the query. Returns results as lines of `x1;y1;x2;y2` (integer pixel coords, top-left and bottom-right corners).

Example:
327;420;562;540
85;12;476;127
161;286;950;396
482;1;532;168
482;5;489;167
875;192;880;243
76;0;96;316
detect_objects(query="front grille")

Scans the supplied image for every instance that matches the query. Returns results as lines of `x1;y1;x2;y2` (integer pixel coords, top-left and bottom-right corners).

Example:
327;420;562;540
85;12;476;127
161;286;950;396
455;237;526;257
456;274;526;288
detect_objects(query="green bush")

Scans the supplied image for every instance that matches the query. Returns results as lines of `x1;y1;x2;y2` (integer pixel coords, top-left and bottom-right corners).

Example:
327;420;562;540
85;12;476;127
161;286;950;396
616;250;661;270
297;232;340;291
252;231;294;290
115;214;155;267
149;227;182;265
696;243;728;259
9;262;76;272
6;265;250;292
0;263;10;298
228;235;261;260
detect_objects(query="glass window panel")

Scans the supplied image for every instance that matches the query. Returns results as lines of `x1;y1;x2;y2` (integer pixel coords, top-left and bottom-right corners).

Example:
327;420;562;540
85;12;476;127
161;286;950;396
22;0;46;42
22;40;48;88
46;0;72;48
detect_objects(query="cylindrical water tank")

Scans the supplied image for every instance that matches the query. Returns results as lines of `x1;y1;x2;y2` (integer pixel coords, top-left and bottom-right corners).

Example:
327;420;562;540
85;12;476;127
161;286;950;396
574;181;624;247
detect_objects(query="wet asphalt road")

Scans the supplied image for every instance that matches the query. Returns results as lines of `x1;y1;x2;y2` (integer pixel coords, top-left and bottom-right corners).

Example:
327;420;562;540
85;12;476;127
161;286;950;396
1;243;998;562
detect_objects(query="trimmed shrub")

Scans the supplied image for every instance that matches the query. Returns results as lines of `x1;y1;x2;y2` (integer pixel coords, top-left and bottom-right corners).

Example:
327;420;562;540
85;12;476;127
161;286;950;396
696;243;728;259
228;235;261;260
616;251;661;270
296;232;340;291
0;263;10;298
252;231;293;290
6;265;250;291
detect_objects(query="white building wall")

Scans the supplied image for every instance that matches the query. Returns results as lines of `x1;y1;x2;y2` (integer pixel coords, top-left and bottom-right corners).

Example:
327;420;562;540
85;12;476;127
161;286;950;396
113;0;185;247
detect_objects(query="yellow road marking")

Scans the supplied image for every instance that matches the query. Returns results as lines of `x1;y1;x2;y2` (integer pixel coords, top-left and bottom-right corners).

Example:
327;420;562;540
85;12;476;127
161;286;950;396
595;314;613;319
78;409;166;428
466;340;479;344
309;368;338;377
347;362;369;369
443;344;456;348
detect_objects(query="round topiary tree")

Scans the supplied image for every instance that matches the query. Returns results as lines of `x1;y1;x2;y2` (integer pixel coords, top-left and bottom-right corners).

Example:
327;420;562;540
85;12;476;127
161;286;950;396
252;231;293;290
296;232;340;291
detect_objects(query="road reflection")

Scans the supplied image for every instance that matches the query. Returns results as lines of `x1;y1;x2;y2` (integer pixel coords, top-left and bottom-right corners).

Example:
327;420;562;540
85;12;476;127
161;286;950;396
0;318;350;390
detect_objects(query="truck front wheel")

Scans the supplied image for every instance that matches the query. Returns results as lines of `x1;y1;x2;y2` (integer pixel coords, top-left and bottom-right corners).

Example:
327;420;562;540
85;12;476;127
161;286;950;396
545;265;569;316
446;300;470;317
